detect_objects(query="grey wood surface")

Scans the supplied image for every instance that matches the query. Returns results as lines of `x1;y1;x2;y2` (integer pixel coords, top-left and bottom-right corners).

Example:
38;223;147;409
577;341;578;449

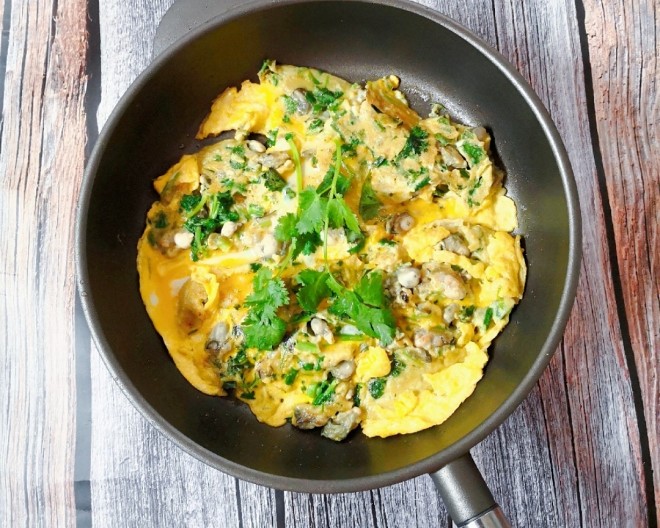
1;0;657;526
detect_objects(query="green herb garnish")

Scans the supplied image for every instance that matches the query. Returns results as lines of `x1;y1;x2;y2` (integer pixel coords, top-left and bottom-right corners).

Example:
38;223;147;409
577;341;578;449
358;177;382;221
368;378;386;399
241;267;290;350
396;126;428;161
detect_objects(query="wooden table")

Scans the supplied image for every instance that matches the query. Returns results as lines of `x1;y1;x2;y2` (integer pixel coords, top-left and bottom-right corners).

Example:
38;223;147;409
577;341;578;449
2;0;657;525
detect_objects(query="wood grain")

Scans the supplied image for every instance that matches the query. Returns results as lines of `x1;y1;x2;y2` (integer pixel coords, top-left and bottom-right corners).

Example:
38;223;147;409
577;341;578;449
583;0;659;511
0;0;88;526
493;0;650;523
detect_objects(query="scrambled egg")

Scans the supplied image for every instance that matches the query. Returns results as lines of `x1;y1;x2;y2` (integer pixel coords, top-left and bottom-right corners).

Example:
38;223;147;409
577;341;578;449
137;62;526;441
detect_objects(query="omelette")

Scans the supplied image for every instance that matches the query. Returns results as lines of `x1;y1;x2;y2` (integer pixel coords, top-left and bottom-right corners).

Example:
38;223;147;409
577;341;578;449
137;62;526;441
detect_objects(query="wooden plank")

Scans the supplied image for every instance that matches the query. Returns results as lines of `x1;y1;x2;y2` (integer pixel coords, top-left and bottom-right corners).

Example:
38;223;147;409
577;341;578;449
89;1;264;526
490;0;649;524
89;350;241;526
583;0;659;511
0;0;88;525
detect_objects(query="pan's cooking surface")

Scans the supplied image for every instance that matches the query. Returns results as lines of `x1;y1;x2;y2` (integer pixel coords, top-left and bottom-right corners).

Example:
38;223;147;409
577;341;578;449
78;0;579;492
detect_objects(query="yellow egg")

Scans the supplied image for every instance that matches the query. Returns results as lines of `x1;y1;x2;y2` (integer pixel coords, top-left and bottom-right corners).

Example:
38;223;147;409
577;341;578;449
137;61;527;442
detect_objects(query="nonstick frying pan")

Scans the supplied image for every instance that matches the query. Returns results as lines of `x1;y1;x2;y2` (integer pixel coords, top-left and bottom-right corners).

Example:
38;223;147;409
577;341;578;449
76;1;581;526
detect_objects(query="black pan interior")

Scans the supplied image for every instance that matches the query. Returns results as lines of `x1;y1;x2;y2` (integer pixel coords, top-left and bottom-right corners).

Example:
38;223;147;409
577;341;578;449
80;1;575;491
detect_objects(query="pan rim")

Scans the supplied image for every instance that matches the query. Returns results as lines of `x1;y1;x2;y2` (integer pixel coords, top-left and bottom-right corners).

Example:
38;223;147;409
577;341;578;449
75;0;582;493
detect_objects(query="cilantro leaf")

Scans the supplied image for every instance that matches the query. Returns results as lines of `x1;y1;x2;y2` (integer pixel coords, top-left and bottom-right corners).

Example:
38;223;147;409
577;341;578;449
317;168;350;196
292;232;322;258
243;316;286;350
296;270;331;312
327;273;396;345
245;267;289;309
296;189;327;234
359;177;382;221
354;271;386;308
275;213;298;242
327;197;360;234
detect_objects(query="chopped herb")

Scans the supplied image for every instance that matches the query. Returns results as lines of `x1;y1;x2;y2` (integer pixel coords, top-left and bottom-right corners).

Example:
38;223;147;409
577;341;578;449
459;305;476;322
226;348;250;376
359;177;382;221
450;264;463;273
304;87;344;113
221;177;248;195
261;168;286;192
395;126;429;161
414;176;431;191
459;142;486;166
284;368;299;385
353;383;363;407
152;210;168;228
467;176;483;207
373;156;388;168
248;204;265;218
250;262;262;272
307;378;339;406
179;193;203;214
341;136;361;157
308;118;324;132
265;129;279;148
282;94;298;117
390;355;406;377
483;307;493;327
368;378;386;399
373;119;386;132
183;192;238;261
240;391;256;400
379;238;396;246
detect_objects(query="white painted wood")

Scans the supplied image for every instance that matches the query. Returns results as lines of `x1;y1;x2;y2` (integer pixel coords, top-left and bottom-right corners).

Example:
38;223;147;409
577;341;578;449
0;0;88;525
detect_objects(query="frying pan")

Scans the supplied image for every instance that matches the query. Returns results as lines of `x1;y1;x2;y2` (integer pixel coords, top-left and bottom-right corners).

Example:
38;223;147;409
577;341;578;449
76;0;581;526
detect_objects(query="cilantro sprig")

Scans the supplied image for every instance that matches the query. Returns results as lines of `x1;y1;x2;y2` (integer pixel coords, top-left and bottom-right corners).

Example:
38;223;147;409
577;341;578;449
275;139;362;262
327;271;396;345
242;267;290;350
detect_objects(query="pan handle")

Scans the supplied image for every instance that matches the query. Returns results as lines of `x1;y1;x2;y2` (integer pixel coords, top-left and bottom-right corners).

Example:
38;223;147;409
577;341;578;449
430;453;510;527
